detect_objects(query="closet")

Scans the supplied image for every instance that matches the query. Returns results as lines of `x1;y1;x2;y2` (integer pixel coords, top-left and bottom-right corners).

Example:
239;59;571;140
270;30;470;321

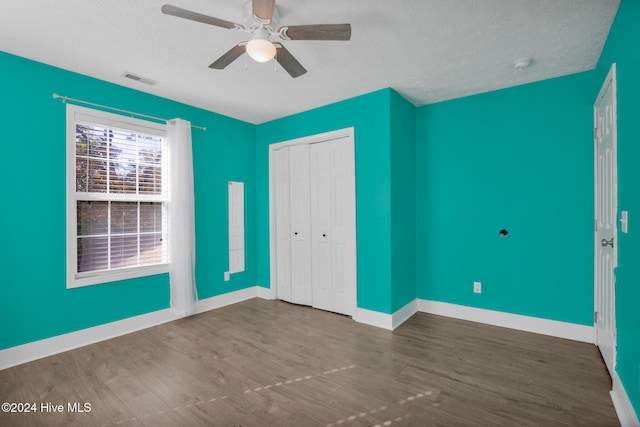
271;129;356;316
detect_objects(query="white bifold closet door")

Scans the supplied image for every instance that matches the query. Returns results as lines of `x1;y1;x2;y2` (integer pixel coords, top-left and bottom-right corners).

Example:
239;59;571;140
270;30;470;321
274;147;293;303
275;145;313;306
309;139;356;315
288;144;313;305
273;134;356;316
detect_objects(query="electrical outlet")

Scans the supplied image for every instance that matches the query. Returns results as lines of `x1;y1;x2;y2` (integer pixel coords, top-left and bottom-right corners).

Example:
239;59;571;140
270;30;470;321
224;271;230;281
474;281;482;294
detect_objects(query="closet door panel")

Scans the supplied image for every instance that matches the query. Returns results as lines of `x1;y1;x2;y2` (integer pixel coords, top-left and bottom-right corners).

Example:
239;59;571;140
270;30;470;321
274;148;292;302
289;145;312;305
321;137;357;316
310;141;333;311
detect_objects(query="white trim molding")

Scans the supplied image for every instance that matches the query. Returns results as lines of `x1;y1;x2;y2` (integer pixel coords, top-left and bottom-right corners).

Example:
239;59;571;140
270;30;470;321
354;299;418;331
0;309;179;371
354;298;595;342
353;307;394;330
611;371;640;427
417;299;594;343
392;299;418;330
1;286;267;371
194;287;259;314
256;285;275;300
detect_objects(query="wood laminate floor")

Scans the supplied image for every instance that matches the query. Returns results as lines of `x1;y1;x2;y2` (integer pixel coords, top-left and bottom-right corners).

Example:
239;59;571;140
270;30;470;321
0;298;619;426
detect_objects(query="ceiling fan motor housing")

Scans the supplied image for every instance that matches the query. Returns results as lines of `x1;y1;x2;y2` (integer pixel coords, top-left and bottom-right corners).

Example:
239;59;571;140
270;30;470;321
242;1;280;34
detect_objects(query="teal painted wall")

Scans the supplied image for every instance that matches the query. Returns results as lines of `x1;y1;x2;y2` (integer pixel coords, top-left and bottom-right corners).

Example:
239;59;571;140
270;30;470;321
416;71;595;325
193;111;256;300
390;91;417;312
0;51;256;350
596;0;640;414
4;6;638;416
255;89;395;313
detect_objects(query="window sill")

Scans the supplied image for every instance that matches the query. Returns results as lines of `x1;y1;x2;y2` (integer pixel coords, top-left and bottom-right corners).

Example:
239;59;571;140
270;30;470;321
67;263;170;289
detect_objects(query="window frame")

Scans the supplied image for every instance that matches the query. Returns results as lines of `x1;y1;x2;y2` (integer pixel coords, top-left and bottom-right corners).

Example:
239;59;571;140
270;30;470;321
66;104;170;289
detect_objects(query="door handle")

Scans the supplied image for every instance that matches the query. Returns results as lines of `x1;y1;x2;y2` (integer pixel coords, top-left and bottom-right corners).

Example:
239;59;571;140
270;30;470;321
601;238;614;248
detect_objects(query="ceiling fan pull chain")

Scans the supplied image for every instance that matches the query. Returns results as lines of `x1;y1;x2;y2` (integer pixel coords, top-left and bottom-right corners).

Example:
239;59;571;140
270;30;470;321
274;49;278;73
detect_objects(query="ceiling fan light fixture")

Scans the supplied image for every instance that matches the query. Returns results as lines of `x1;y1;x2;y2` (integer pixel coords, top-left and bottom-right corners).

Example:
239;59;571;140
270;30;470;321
246;37;276;63
161;1;350;77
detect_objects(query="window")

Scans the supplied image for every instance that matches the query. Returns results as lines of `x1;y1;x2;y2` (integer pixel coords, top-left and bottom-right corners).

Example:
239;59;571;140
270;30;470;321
66;104;169;288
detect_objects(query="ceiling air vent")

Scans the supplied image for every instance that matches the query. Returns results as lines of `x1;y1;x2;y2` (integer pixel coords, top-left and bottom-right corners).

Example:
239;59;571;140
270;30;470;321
122;72;158;86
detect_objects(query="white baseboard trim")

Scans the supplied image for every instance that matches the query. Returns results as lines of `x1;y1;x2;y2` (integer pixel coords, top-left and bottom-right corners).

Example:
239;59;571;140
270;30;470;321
194;286;259;314
354;307;394;330
0;308;179;371
354;298;595;342
417;299;594;343
611;370;640;427
1;286;265;371
392;299;418;330
256;285;275;300
354;299;418;331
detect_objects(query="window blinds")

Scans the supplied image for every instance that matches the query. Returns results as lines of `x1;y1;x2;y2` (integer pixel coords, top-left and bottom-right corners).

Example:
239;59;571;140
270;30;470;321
74;121;168;274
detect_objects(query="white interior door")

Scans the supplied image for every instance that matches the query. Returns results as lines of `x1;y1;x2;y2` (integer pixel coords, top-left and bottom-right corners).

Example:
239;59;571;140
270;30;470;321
310;137;356;315
594;63;617;376
289;145;312;306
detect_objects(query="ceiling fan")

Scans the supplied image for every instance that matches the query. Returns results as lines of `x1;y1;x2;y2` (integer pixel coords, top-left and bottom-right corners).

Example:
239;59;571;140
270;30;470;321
161;0;352;78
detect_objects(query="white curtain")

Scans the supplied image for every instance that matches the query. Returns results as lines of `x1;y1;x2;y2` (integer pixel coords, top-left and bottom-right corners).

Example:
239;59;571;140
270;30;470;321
167;118;197;316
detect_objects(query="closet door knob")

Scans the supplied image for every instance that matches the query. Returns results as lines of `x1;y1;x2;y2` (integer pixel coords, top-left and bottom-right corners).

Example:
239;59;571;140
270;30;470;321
601;238;614;248
294;232;298;235
322;233;327;237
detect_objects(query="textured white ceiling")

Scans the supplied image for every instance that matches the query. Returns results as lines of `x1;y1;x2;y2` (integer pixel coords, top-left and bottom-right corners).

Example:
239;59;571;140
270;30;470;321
0;0;620;124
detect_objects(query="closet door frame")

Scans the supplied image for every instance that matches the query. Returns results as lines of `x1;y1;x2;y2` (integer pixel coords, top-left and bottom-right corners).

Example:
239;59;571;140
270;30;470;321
268;127;357;313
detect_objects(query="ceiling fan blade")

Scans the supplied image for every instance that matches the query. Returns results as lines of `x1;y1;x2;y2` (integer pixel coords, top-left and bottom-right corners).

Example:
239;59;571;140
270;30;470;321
209;44;247;69
252;0;275;22
161;4;240;30
279;24;351;41
273;43;307;78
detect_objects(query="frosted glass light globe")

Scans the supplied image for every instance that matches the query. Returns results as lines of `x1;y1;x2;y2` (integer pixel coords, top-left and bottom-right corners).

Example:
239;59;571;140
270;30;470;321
246;38;276;63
